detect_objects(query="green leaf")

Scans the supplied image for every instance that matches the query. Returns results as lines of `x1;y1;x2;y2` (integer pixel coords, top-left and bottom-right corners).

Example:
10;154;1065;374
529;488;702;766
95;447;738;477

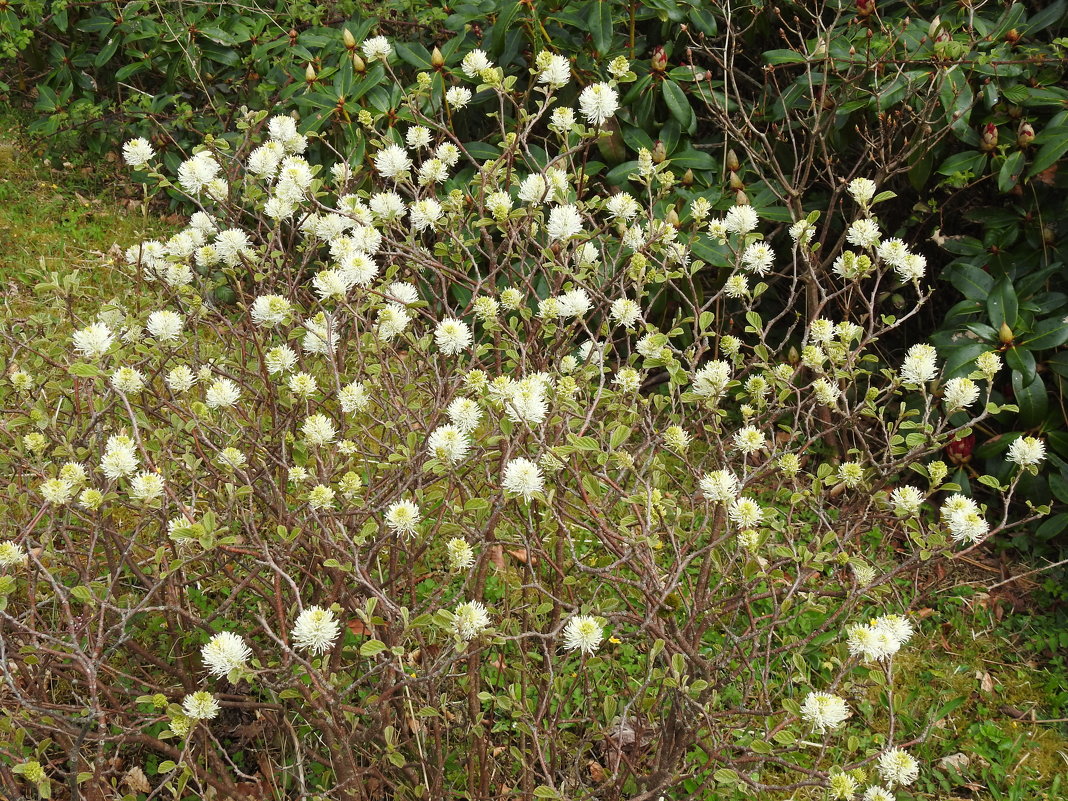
1021;317;1068;350
360;639;387;657
987;277;1019;329
937;150;987;177
763;49;808;65
1027;126;1068;178
69;362;103;378
669;149;715;170
998;151;1025;192
1005;346;1037;384
589;0;613;56
1011;371;1048;429
946;264;993;301
661;80;694;132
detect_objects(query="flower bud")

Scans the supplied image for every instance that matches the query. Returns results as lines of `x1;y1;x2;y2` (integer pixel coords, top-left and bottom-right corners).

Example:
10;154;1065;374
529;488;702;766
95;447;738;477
999;321;1014;344
651;140;666;163
352;52;366;73
1005;28;1020;45
726;149;740;171
665;207;680;227
945;432;975;464
729;170;745;190
928;15;941;39
1017;121;1035;147
343;28;356;50
681;168;694;186
735;189;749;206
979;122;998;152
651;46;668;72
856;0;876;17
431;46;445;68
305;63;317;83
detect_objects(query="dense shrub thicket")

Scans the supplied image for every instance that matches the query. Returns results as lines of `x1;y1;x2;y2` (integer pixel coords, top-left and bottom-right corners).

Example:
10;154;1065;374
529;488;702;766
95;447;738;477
0;41;1054;799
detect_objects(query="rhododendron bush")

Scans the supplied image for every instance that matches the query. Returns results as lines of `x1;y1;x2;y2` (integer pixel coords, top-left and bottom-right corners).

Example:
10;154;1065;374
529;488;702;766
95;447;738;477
0;41;1048;801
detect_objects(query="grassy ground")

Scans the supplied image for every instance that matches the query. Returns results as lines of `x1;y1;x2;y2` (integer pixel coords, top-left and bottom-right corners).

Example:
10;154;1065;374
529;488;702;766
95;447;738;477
0;108;1064;800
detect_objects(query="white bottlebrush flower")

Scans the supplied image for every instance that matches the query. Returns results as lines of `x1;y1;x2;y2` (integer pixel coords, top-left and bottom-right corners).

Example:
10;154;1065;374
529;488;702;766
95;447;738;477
111;367;146;394
700;470;739;503
557;288;591;319
376;304;412;342
307;484;335;510
405;125;432;149
845;622;898;662
40;478;74;505
217;447;246;471
829;772;860;800
129;471;164;502
846;218;881;249
375;144;412;180
165;367;197;395
896;252;926;282
874;614;915;647
723;274;749;298
899;343;938;385
848;178;877;206
146;310;184;342
59;462;87;485
538;52;571;88
73;322;115;359
812;378;840;405
291;606;341;655
664;425;691;451
446;397;482;431
453;600;491;641
728;497;763;527
1007;436;1046;467
264;345;297;375
446;538;476;570
800;692;852;732
182;691;220;721
692;361;732;398
427;424;471;463
370;191;406;221
503;457;544;502
201;631;252;677
385;499;421;536
250;295;292;327
976;350;1002;377
435;318;473;355
863;786;895;801
546;204;584;241
100;436;138;480
562;614;603;656
605;192;640;221
122;137;155;168
409;198;443;231
942;377;980;411
877;747;919;787
339;381;369;413
741;242;775;275
361;35;392;61
312;268;353;301
205;378;241;409
889;485;924;516
940;494;989;543
610;298;641;328
578;83;619;126
733;426;766;455
0;540;28;568
461;48;492;77
789;218;815;245
724;204;758;234
301;414;336;447
877;237;910;268
446;86;472;109
177;152;221;195
302;314;338;354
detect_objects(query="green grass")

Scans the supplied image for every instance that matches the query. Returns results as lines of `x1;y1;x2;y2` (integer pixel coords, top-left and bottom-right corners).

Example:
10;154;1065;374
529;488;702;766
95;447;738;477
0;105;173;288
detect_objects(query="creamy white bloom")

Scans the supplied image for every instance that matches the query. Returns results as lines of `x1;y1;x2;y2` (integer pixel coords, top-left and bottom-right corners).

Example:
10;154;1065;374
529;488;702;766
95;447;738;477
578;83;619;126
0;541;28;568
605;192;640;221
405;126;432;149
503;457;543;502
446;538;476;570
899;343;938;385
942;377;980;411
361;36;392;61
940;494;989;543
877;238;910;268
435;318;473;355
446;397;482;431
177;152;221;195
73;322;115;359
264;345;297;375
427;424;471;463
538;53;571;88
250;294;292;326
146;310;184;342
129;471;164;501
409;198;443;231
40;478;74;505
205;378;241;409
375;144;412;180
461;48;492;77
122;137;155;168
896;252;926;282
692;361;732;397
733;426;766;454
446;86;472;109
301;414;336;446
201;631;252;677
339;381;369;413
845;623;898;662
292;606;340;655
453;600;491;640
385;499;421;536
546;204;583;241
728;497;763;527
800;692;852;732
562;614;603;655
700;470;740;502
741;242;775;275
1007;435;1046;467
182;691;220;721
111;367;146;394
610;298;641;328
877;748;919;787
370;191;406;221
848;178;877;205
863;786;895;801
724;205;759;234
890;485;924;516
847;218;881;248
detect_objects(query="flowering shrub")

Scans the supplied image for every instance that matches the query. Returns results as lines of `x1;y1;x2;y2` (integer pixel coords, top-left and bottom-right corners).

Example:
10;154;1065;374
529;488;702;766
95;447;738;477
0;40;1050;801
